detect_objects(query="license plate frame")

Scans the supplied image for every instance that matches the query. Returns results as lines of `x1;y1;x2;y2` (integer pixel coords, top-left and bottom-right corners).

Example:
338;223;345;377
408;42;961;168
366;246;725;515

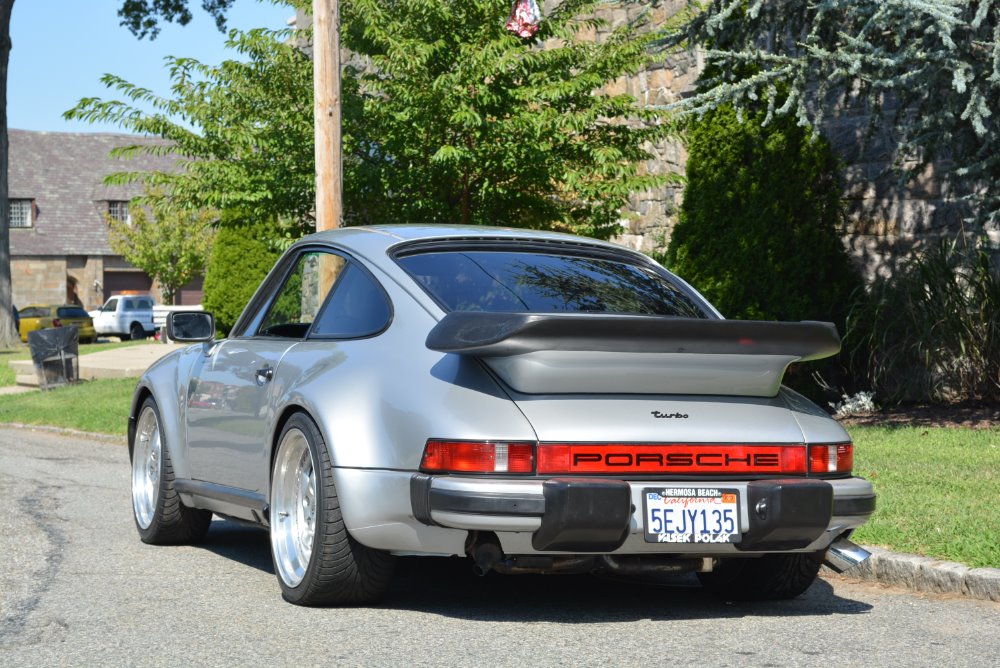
642;487;741;544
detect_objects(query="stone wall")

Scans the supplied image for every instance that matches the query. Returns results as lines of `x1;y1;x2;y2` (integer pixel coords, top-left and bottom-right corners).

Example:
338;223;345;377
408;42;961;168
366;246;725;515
12;257;67;308
565;0;700;255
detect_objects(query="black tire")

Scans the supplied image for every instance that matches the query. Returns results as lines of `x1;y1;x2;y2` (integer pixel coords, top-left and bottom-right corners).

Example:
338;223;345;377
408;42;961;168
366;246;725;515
270;412;395;606
130;397;212;545
129;322;146;340
697;552;823;601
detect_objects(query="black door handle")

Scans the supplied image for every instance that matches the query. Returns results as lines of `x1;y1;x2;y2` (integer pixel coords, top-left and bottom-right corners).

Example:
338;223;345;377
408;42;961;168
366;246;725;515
255;366;274;386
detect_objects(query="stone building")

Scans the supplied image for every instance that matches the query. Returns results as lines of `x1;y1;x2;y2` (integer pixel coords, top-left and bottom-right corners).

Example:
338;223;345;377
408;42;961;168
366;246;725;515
8;130;204;310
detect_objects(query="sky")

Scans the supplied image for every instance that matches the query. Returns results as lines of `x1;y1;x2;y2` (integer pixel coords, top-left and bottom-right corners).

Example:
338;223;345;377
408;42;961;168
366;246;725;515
8;0;296;134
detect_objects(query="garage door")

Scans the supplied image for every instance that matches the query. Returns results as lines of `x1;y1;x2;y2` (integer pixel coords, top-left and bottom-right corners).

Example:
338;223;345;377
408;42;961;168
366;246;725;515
103;271;152;302
175;276;204;306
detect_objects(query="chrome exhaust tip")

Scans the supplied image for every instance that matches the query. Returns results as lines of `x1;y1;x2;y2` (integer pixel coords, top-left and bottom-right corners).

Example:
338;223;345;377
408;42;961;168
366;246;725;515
824;538;871;573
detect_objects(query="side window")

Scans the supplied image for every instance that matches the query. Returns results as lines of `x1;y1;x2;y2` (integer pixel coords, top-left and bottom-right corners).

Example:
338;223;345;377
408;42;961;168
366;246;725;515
257;251;346;338
124;299;136;310
310;264;391;338
103;299;118;312
138;298;153;310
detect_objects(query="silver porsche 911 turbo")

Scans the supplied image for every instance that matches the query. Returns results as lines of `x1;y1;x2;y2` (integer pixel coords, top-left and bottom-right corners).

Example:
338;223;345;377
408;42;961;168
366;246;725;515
129;224;875;606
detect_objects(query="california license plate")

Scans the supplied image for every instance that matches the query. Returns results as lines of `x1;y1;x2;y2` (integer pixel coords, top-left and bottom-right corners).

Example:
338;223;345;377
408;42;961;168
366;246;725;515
643;487;740;544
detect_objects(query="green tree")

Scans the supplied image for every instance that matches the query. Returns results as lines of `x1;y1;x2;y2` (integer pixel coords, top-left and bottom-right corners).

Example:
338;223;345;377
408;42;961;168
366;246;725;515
664;105;859;326
68;0;676;239
202;216;284;334
118;0;238;39
664;1;1000;227
68;28;315;232
107;191;216;305
342;0;674;237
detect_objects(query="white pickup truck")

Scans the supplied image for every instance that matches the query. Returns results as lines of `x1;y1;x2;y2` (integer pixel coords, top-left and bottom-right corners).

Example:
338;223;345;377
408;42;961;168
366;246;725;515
92;295;157;340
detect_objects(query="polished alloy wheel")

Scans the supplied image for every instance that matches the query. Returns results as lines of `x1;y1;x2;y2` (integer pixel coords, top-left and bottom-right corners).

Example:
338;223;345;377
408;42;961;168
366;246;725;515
271;428;317;587
131;405;161;529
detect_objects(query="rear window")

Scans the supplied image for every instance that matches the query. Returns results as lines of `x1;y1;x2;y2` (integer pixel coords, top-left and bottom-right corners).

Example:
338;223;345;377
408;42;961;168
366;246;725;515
57;307;90;318
396;249;707;317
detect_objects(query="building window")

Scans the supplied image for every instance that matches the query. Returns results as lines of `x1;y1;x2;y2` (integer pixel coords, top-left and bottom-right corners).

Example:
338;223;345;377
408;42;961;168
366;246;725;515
9;199;33;228
108;201;131;225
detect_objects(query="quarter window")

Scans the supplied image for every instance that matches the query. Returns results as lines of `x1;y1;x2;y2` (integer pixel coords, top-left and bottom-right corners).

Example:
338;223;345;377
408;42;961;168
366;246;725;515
310;264;391;338
257;251;347;338
9;199;33;228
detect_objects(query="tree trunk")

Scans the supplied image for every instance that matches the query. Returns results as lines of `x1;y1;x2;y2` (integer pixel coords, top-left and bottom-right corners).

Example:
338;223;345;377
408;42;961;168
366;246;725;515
0;1;17;348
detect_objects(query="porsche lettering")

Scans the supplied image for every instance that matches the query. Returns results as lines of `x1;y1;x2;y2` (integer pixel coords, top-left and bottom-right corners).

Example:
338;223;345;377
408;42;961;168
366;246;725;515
570;452;782;468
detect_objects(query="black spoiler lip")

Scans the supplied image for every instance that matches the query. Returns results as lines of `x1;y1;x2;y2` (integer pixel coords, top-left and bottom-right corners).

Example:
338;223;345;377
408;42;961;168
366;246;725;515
425;312;841;361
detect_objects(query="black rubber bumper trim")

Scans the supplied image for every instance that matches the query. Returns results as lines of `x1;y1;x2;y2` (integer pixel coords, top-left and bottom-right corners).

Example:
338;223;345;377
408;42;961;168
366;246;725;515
428;488;545;516
410;474;546;525
737;478;833;551
531;478;632;552
411;474;434;525
833;494;876;516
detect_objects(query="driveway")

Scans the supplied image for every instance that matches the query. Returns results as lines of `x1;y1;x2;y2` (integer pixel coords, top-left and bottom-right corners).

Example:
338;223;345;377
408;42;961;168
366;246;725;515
1;427;998;666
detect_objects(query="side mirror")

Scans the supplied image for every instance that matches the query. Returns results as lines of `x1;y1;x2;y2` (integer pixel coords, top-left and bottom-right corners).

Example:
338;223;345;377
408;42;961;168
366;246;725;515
167;312;216;343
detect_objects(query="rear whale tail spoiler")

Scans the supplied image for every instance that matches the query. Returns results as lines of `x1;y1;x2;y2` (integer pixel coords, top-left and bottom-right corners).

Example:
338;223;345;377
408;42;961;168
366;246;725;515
426;313;840;397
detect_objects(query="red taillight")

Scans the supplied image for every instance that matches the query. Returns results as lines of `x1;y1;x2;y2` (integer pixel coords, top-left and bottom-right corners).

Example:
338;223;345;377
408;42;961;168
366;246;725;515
52;318;62;327
420;440;535;474
536;444;807;475
808;443;853;474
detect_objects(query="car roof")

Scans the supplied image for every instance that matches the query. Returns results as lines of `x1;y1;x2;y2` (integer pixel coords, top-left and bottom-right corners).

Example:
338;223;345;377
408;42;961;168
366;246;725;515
292;224;635;266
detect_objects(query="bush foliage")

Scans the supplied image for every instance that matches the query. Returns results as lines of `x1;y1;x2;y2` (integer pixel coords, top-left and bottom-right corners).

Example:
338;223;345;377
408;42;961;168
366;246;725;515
664;105;860;327
202;217;283;335
846;239;1000;404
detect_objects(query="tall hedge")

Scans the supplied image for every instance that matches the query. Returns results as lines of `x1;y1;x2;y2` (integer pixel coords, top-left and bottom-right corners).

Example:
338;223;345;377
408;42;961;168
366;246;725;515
202;218;283;335
664;105;859;327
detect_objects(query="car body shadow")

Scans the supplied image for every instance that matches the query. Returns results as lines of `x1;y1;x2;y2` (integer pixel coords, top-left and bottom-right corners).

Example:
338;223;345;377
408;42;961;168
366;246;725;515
197;519;874;622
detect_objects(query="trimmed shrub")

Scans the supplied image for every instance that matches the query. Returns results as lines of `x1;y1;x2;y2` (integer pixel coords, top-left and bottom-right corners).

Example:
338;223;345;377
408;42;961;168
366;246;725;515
845;238;1000;403
202;217;284;335
663;105;860;328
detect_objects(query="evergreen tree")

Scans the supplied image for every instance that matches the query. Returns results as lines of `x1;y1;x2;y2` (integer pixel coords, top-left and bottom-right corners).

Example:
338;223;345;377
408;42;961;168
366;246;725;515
663;1;1000;227
665;104;859;326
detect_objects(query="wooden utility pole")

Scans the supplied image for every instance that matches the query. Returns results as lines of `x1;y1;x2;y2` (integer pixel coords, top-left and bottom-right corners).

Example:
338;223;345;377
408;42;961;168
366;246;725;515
313;0;342;232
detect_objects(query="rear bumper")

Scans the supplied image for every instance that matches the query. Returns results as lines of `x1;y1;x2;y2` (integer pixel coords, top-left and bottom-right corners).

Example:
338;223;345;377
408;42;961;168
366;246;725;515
411;474;875;554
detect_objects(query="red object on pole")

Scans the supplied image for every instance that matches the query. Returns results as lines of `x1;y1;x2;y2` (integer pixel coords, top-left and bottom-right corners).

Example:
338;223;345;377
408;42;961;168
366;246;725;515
505;0;541;38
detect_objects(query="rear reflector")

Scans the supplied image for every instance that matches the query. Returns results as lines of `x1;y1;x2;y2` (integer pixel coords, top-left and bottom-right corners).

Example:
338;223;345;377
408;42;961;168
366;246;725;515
808;443;853;474
420;440;535;474
536;444;806;475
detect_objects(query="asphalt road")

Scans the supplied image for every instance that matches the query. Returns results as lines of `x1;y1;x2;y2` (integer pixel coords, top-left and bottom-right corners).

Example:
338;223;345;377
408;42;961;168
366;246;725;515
2;427;998;667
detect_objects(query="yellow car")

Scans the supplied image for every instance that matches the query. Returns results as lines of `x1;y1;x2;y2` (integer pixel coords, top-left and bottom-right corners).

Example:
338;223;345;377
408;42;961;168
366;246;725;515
17;304;97;344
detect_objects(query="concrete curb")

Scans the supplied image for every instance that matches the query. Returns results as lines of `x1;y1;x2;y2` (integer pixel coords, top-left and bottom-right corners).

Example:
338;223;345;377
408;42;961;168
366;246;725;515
0;423;127;445
829;546;1000;603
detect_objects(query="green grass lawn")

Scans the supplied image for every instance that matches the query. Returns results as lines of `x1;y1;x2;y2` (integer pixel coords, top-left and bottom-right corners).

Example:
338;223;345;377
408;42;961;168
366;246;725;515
0;340;149;386
849;425;1000;569
0;381;996;568
0;377;135;435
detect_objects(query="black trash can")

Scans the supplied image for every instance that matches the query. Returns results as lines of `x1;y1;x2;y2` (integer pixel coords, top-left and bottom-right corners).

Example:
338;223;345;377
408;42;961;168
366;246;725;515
27;326;80;389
